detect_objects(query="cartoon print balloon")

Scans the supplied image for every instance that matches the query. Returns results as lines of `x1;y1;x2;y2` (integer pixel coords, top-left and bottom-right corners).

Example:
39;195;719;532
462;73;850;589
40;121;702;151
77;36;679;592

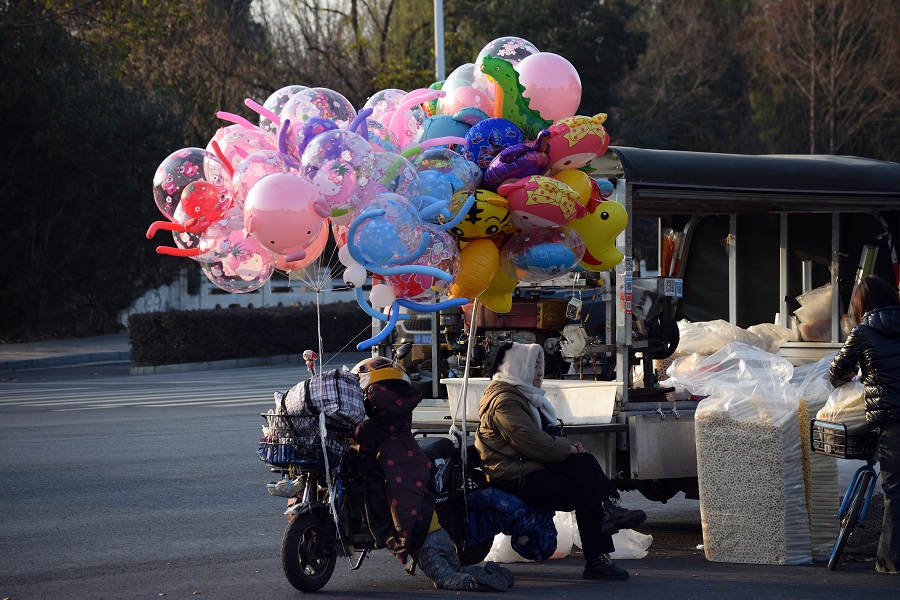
216;128;278;172
498;175;585;228
258;84;308;134
243;173;331;261
459;118;524;174
197;208;276;293
364;89;409;122
446;189;511;242
546;113;611;173
483;129;551;191
385;224;460;301
436;63;495;118
501;226;585;283
300;129;374;211
476;36;540;67
152;148;231;221
231;150;293;209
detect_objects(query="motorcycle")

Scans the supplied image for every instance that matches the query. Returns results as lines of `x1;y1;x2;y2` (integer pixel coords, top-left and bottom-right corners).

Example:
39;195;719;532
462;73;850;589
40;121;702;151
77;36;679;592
258;345;489;593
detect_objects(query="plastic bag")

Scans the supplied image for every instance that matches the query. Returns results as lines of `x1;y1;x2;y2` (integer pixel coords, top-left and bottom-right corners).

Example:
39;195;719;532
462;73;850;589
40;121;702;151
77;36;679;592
794;283;832;324
573;527;653;560
674;320;767;357
670;342;812;565
816;379;869;433
747;322;797;353
484;511;576;563
791;352;838;404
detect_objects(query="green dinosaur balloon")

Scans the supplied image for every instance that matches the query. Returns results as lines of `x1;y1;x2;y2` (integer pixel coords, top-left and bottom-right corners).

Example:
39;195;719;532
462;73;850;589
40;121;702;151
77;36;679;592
480;56;553;140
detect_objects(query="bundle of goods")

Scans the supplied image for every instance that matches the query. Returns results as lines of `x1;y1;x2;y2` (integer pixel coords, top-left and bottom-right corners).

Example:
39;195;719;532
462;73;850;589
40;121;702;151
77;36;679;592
670;343;812;565
793;284;833;342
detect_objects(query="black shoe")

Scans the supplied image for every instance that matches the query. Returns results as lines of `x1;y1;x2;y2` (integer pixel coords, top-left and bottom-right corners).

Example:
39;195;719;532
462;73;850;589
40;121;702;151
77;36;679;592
601;496;646;536
583;554;629;580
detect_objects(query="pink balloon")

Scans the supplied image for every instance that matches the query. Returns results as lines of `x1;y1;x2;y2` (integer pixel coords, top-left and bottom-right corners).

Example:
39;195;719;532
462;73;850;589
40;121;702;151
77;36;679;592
438;85;494;117
514;53;582;123
243;173;331;260
275;219;330;270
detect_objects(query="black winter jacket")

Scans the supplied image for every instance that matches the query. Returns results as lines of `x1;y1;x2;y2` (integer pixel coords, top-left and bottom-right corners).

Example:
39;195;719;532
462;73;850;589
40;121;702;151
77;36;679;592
829;306;900;426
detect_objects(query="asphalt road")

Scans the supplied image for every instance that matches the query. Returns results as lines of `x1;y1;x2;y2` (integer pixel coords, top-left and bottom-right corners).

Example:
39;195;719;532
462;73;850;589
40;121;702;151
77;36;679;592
0;362;897;599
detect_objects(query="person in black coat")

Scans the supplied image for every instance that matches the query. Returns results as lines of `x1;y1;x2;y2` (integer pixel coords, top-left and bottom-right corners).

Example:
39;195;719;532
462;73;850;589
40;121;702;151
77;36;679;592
829;275;900;574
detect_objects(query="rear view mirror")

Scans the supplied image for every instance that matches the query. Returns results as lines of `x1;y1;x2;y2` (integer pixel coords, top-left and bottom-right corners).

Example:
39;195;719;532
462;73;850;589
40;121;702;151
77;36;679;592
393;342;413;362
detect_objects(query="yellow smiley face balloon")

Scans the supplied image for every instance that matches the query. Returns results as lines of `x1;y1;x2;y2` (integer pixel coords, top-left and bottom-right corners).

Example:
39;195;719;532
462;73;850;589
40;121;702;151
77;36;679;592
447;189;511;242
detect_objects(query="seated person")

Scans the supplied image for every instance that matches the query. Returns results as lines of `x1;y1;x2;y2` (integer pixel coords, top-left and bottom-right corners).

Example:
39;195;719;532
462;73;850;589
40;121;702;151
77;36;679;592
475;342;647;580
351;356;514;592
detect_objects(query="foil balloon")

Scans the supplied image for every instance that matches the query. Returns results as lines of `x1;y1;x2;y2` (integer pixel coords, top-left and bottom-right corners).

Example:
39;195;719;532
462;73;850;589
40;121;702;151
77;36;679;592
459;118;524;175
567;198;628;272
498;175;585;228
484;129;551;191
449;238;501;300
546;113;611;173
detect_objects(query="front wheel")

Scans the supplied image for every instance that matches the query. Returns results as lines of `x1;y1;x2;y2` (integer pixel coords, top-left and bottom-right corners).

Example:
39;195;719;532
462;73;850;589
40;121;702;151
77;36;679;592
827;471;874;571
282;511;337;592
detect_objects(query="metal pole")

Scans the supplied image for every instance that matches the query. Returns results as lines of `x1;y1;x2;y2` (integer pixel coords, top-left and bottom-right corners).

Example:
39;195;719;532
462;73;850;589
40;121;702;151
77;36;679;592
434;0;445;81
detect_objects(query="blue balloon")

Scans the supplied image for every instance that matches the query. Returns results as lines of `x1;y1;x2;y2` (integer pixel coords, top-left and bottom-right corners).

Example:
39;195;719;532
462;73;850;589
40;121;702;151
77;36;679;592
460;118;524;173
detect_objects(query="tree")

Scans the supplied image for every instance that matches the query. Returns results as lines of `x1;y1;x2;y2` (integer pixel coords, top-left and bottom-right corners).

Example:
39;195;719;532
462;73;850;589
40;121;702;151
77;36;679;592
748;0;900;159
611;0;756;152
0;3;186;339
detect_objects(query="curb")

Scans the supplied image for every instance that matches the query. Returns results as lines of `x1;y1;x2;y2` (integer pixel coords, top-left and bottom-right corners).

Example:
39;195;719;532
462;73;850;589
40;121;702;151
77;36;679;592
0;351;132;372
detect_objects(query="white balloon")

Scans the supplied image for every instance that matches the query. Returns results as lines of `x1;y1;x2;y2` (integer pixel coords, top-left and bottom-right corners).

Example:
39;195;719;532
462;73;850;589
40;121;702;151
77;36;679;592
338;244;356;267
343;263;367;288
370;283;397;308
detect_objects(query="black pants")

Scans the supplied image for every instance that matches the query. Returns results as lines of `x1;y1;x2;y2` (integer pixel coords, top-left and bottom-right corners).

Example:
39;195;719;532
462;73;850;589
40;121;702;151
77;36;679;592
493;453;617;558
878;423;900;573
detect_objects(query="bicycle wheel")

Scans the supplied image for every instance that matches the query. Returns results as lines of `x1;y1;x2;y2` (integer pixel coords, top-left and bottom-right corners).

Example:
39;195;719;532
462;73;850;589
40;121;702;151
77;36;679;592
827;470;875;571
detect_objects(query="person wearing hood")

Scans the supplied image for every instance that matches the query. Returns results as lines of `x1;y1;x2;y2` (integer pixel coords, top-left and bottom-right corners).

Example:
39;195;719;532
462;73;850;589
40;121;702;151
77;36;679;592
475;341;646;581
830;274;900;575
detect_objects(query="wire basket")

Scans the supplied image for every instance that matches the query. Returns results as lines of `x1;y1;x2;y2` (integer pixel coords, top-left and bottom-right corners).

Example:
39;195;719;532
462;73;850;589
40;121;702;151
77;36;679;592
810;419;878;460
257;411;349;468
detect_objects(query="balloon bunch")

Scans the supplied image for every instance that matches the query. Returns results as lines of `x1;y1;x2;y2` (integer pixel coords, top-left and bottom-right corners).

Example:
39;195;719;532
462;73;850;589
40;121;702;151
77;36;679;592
145;36;628;349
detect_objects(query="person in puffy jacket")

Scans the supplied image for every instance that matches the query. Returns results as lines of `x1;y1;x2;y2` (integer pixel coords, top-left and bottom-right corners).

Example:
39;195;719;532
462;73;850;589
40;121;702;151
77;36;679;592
475;341;646;581
829;275;900;574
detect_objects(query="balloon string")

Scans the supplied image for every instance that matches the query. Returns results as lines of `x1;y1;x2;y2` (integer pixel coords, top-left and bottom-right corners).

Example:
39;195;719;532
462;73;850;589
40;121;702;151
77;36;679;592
245;98;281;125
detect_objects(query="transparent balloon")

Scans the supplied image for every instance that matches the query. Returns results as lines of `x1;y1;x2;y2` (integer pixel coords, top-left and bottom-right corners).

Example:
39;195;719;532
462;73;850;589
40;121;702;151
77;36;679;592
363;119;401;154
364;89;409;123
198;208;276;293
259;84;308;134
231;150;293;209
152;148;232;221
410;147;477;196
354;152;422;206
217;128;278;172
351;192;424;266
476;36;540;67
171;203;207;261
279;87;357;163
386;224;459;301
300;129;375;211
437;63;494;117
501;226;585;283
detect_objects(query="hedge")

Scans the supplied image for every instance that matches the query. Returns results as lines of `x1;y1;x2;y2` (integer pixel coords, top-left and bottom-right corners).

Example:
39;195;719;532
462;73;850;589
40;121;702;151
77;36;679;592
129;304;374;366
